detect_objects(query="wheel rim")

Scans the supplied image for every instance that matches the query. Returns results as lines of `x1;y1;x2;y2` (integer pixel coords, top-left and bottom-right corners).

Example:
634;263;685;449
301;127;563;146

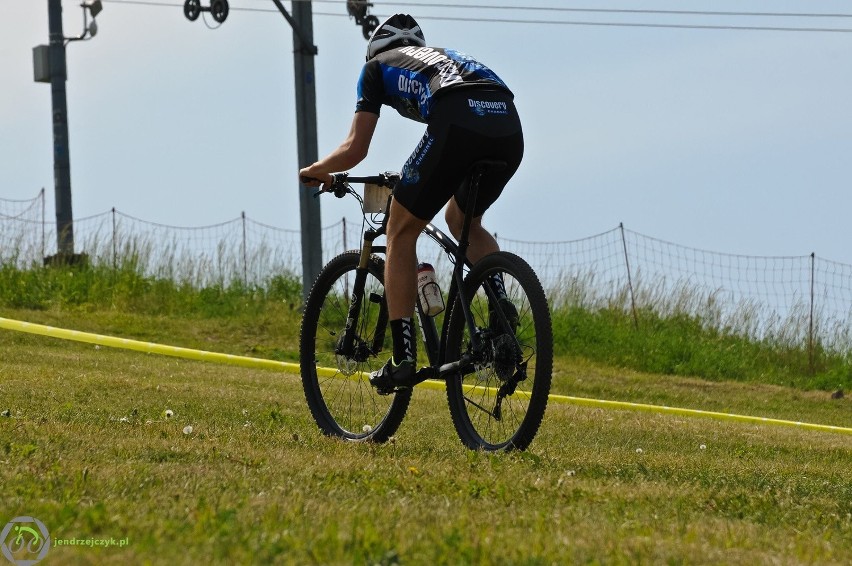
452;268;543;449
308;263;397;438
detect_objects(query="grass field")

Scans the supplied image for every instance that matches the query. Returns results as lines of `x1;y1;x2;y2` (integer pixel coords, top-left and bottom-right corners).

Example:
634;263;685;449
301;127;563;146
1;309;850;565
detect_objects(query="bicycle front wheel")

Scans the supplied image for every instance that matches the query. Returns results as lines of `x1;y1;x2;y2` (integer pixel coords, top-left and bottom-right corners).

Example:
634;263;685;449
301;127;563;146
299;251;411;443
444;251;553;451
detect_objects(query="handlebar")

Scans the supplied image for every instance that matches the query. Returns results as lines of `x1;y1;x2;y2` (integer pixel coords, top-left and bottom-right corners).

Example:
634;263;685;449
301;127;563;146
303;171;400;199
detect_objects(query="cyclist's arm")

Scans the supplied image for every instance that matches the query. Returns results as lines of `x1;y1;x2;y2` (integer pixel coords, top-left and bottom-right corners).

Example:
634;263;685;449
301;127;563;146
298;111;379;186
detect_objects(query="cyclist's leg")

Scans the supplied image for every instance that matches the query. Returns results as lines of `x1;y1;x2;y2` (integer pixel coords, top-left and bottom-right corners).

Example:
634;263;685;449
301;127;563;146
384;198;428;369
385;199;428;321
374;118;456;388
368;202;425;389
444;203;498;264
371;131;446;388
444;90;524;262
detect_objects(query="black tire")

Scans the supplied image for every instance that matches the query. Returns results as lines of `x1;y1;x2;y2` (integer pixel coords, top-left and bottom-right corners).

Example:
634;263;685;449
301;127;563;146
445;252;552;451
299;251;411;442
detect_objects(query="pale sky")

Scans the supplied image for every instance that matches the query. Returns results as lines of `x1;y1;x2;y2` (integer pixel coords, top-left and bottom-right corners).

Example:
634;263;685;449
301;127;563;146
2;1;851;263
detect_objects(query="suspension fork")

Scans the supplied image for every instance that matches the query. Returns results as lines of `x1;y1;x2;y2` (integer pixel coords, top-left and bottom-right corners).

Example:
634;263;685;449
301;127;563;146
338;228;387;357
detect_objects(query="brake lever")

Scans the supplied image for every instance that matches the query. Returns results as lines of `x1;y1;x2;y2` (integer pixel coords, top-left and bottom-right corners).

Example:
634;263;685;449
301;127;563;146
383;171;401;186
304;172;352;198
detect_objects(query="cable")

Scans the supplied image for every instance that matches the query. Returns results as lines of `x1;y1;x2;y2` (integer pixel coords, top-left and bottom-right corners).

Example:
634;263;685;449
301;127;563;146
386;13;852;33
293;0;852;20
101;1;852;33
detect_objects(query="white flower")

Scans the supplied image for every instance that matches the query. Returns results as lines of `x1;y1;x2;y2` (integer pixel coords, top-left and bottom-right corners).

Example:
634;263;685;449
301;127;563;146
635;448;644;454
183;425;193;435
700;444;707;450
362;424;373;433
165;409;174;418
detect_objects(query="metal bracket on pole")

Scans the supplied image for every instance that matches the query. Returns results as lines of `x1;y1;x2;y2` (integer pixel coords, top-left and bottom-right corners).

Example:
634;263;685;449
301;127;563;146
270;0;318;55
346;1;379;39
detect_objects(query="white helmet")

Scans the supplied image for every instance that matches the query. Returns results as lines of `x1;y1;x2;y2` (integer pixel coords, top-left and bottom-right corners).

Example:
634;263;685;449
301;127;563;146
366;14;426;61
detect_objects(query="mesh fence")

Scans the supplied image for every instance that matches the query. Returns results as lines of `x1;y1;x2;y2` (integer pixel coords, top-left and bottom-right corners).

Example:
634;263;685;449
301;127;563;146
3;191;851;349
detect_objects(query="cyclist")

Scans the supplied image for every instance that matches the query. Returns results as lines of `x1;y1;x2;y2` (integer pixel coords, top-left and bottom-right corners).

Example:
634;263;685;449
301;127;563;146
299;13;523;390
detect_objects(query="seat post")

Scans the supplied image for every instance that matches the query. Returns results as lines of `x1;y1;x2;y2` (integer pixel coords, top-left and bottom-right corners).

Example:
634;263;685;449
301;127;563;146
454;159;507;268
455;165;484;267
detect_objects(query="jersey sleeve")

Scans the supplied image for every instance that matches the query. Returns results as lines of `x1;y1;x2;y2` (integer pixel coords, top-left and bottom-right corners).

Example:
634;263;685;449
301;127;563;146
355;60;383;115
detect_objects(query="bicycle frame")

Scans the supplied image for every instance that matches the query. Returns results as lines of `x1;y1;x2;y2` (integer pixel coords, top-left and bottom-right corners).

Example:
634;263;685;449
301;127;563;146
332;163;509;385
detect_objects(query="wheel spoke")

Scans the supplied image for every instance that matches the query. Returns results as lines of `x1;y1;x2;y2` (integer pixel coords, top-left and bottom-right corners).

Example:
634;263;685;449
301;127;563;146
445;252;552;451
299;252;411;442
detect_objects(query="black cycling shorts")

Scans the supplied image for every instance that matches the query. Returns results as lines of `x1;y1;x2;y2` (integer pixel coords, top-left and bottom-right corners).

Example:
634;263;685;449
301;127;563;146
393;89;524;221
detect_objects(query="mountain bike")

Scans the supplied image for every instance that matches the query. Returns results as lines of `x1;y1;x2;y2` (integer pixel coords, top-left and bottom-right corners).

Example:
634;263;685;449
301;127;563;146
299;160;552;451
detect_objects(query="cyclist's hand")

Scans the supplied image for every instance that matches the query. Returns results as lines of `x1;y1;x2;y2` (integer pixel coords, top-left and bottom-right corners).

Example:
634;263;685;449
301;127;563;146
299;166;332;188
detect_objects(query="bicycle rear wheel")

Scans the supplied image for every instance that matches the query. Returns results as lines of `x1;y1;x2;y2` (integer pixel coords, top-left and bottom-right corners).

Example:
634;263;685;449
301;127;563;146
299;251;411;442
444;251;552;451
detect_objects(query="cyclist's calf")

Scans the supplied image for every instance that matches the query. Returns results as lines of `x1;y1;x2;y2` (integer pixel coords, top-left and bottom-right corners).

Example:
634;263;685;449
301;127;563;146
444;198;499;264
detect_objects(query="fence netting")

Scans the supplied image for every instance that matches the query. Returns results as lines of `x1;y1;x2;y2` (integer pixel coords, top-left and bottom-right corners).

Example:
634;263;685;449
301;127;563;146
2;191;851;350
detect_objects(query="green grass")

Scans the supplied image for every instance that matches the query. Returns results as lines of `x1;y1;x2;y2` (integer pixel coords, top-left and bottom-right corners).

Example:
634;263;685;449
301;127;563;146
553;305;852;392
0;330;850;565
1;263;851;563
2;262;850;392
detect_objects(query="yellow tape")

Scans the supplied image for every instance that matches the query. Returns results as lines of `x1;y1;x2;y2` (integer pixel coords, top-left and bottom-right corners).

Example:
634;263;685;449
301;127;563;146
0;316;296;373
2;316;850;436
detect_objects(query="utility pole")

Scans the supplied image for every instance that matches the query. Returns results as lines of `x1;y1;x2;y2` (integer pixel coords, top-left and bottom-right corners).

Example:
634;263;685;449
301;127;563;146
289;1;322;301
47;0;74;257
35;0;101;264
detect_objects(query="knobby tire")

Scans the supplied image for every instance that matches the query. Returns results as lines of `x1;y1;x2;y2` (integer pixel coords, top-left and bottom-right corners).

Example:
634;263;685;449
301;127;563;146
299;251;411;442
444;251;553;451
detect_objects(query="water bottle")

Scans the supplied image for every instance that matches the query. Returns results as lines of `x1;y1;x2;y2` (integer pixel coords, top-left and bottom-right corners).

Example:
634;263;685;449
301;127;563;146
417;263;445;316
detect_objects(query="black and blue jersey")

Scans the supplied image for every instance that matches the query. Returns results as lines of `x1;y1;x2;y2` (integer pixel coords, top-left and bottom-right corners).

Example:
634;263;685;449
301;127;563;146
355;46;513;123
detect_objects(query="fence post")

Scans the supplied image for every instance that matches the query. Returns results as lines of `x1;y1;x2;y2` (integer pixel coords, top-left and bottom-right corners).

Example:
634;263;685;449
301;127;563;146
40;188;46;262
619;223;639;329
111;207;117;270
808;252;815;375
241;212;248;288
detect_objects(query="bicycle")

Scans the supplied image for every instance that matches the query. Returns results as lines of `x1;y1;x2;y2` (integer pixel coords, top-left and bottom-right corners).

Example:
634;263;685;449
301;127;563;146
299;160;553;451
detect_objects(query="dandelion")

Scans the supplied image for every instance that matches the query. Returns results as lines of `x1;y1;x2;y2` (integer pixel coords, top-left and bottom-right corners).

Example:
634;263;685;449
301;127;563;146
165;409;174;418
362;424;373;433
636;448;644;454
700;444;707;450
557;470;576;487
183;425;193;435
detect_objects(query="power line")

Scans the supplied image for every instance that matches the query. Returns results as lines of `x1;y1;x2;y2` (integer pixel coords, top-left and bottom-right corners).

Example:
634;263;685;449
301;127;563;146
295;0;852;20
102;1;852;33
391;13;852;34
